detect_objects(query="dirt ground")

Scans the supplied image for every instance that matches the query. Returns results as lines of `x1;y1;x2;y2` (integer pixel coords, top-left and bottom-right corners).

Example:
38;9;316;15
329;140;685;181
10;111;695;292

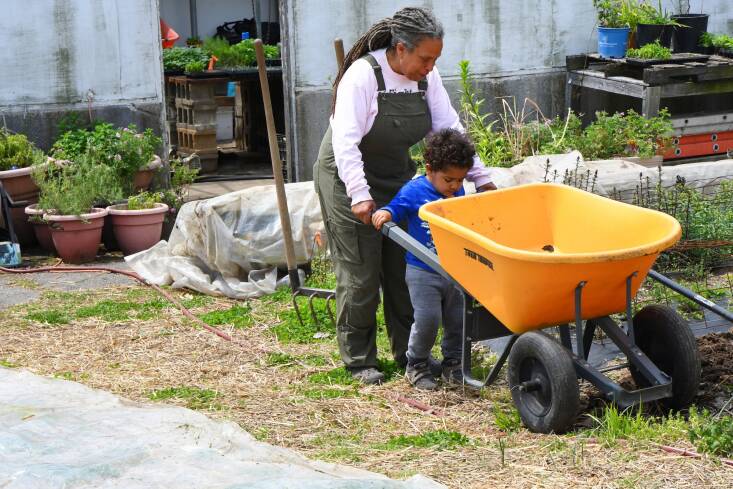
0;278;732;488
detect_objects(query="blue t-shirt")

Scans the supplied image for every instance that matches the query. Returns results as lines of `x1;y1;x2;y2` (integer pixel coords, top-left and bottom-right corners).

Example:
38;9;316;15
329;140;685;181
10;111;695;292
382;175;465;272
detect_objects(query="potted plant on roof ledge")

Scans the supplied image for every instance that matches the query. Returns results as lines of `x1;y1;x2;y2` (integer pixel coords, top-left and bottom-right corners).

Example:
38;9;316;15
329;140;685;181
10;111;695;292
594;0;631;58
636;1;680;48
671;1;709;53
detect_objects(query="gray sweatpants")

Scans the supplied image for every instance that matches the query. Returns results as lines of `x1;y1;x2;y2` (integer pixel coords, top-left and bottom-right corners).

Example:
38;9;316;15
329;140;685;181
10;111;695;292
405;264;464;364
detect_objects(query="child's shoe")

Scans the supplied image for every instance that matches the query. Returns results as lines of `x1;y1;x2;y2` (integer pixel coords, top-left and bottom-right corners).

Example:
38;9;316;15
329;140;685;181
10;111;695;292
441;358;464;385
406;360;438;390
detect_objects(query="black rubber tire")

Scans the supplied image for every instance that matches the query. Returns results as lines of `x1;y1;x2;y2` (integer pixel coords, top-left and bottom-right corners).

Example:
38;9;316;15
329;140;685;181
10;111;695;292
629;304;701;409
507;332;580;434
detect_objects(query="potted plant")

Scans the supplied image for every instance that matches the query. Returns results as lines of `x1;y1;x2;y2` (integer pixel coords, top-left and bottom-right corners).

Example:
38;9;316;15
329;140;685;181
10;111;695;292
33;150;122;263
106;191;168;256
594;0;631;58
671;2;709;53
0;129;48;246
51;122;163;195
24;203;55;253
636;1;679;48
159;157;199;240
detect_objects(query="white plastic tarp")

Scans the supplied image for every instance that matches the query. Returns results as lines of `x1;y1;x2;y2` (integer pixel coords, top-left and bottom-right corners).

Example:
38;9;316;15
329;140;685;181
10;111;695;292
0;368;444;489
126;182;322;299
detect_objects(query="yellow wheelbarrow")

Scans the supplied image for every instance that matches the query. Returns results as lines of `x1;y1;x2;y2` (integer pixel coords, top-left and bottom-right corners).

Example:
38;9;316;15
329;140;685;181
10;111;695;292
382;183;715;433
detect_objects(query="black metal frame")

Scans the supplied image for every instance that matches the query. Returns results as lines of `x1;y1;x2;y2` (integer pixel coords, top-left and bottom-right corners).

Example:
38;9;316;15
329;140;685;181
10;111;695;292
381;221;731;408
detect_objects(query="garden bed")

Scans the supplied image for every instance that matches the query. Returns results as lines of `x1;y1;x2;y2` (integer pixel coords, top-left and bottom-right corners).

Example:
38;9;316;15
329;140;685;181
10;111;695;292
1;262;732;488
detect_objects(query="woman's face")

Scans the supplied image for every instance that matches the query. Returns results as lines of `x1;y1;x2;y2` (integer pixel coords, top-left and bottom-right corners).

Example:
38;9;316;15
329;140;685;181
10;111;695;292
394;37;443;81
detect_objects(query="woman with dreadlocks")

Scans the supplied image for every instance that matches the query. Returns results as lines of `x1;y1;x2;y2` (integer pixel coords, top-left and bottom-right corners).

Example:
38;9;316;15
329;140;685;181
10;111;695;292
313;6;496;385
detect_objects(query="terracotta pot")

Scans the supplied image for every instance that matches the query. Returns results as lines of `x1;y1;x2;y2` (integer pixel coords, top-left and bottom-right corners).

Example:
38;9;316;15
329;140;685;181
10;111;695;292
45;208;107;264
133;155;163;192
106;203;168;255
0;166;39;246
24;204;55;253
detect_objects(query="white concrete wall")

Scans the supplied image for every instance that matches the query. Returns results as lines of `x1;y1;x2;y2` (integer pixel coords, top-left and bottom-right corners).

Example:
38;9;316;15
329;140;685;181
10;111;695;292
0;0;163;108
159;0;278;45
286;0;733;88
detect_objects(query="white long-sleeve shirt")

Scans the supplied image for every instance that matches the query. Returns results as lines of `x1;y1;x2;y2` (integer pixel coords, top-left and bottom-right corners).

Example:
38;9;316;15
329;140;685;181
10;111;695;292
331;48;493;205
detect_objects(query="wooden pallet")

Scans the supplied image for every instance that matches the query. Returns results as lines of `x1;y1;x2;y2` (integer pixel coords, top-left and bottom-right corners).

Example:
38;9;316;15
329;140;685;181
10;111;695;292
566;54;733;85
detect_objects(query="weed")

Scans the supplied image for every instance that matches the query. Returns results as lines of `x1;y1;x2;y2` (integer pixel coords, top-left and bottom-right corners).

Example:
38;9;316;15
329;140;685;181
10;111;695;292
198;304;253;329
0;359;18;368
383;430;470;450
148;386;222;410
179;293;214;309
688;408;733;457
497;437;506;467
585;404;687;446
493;404;522;432
26;309;71;325
266;352;296;366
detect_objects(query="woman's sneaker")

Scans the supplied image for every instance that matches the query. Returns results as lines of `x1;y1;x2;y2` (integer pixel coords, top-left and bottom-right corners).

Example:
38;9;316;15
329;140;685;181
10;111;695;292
406;360;438;390
441;358;464;385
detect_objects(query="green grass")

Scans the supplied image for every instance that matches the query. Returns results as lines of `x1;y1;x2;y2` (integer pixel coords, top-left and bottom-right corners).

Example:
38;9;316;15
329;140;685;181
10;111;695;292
382;430;470;450
307;367;356;385
300;386;360;400
25;309;71;324
148;386;222;410
270;295;334;344
75;298;167;321
585;404;688;446
198;304;253;329
0;359;18;368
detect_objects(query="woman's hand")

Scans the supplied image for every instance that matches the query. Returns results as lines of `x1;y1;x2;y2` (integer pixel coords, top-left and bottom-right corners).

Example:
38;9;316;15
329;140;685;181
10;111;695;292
477;182;497;192
351;200;376;225
371;210;392;230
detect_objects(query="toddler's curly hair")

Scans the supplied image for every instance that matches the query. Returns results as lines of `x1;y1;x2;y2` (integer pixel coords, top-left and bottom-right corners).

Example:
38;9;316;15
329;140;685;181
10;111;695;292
423;129;475;172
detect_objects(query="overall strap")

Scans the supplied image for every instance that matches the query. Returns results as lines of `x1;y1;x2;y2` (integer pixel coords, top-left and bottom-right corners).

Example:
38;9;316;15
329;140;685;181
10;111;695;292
363;54;386;92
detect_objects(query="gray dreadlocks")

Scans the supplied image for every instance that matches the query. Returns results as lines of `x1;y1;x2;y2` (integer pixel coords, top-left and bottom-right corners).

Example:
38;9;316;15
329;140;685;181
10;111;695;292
331;7;444;113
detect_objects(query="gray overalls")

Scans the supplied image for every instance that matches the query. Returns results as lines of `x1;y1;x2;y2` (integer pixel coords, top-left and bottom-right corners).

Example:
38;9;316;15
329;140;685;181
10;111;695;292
313;54;432;368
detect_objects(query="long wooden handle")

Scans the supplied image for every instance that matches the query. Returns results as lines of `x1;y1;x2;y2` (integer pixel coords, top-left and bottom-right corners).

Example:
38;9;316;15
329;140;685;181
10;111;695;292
254;39;298;283
334;38;345;71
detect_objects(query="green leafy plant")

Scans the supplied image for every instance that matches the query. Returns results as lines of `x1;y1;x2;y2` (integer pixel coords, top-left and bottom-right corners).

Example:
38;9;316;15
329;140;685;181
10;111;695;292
203;37;279;69
688;409;733;458
594;0;628;28
33;147;123;216
576;108;673;159
459;61;672;166
637;0;681;25
126;191;164;210
52;122;161;194
0;129;46;171
700;33;733;50
626;40;672;59
159;158;199;213
184;60;206;73
163;46;210;71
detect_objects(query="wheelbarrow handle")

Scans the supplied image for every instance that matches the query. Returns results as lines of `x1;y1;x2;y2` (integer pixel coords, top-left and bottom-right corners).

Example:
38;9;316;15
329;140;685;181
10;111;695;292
649;269;733;323
381;222;456;285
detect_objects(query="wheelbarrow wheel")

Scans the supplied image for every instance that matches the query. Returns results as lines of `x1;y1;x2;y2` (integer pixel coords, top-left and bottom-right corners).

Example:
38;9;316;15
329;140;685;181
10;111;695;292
629;305;700;409
507;332;579;434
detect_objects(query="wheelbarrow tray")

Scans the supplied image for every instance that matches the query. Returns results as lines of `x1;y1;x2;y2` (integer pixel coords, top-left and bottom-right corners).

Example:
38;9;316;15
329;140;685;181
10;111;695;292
419;183;681;333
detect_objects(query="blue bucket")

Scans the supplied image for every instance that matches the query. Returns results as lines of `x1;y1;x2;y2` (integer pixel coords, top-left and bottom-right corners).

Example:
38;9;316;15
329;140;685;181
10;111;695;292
598;27;630;59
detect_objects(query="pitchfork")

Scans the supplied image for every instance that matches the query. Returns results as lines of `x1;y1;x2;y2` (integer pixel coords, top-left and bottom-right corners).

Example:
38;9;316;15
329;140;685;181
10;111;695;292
254;40;342;328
